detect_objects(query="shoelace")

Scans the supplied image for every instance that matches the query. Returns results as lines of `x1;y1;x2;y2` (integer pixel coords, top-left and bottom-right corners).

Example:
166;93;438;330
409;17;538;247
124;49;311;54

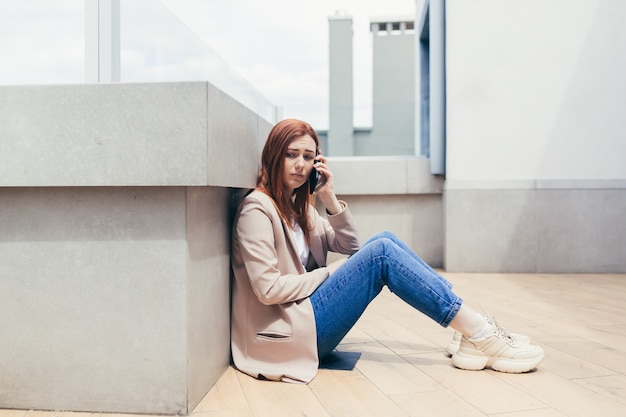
486;315;517;345
477;301;517;345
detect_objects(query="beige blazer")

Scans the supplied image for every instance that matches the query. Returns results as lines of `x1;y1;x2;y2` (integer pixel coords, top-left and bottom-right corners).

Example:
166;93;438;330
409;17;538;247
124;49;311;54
231;190;360;383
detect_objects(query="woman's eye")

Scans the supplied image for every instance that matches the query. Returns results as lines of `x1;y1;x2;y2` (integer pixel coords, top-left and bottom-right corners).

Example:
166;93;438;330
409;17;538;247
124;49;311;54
285;152;314;160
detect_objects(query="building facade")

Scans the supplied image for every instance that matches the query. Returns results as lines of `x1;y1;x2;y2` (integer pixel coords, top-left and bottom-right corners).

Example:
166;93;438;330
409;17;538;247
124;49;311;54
326;0;626;273
326;14;417;156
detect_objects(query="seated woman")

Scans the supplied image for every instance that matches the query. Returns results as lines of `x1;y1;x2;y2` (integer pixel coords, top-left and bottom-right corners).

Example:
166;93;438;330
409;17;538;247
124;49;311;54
230;119;543;383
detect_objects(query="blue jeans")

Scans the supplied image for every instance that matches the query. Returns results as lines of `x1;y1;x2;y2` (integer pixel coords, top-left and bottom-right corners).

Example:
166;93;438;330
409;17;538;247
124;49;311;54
310;231;463;358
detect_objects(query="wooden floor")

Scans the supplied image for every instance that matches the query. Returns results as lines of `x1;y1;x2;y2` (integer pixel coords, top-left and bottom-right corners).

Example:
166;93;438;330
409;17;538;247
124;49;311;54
3;273;626;417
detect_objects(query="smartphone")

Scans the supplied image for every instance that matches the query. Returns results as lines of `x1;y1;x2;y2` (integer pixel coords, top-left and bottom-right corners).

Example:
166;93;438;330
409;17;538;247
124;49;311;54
309;151;319;194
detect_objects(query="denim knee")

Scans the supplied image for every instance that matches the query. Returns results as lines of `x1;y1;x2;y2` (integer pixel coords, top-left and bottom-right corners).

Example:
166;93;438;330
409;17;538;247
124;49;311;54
364;230;398;246
359;236;398;272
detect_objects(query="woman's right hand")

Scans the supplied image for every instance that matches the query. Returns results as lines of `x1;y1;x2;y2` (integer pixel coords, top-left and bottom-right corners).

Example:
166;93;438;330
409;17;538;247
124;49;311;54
312;153;343;215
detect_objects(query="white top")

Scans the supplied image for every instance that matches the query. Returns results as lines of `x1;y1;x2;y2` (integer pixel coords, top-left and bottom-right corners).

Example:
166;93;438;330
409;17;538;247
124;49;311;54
291;221;309;267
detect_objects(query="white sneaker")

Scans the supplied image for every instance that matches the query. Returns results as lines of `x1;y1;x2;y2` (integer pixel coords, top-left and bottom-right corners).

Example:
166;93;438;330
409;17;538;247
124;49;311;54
451;320;543;373
446;314;531;356
446;331;464;356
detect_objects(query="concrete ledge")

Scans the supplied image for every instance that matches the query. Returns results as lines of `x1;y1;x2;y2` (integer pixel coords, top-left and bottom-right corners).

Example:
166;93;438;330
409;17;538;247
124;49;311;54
334;194;444;268
330;156;444;195
444;178;626;272
445;179;626;190
444;187;626;273
325;157;445;268
0;82;272;414
0;82;271;188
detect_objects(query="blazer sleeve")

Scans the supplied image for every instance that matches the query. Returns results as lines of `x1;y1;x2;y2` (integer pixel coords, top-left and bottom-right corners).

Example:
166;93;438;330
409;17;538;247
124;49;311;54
317;201;360;255
234;197;330;306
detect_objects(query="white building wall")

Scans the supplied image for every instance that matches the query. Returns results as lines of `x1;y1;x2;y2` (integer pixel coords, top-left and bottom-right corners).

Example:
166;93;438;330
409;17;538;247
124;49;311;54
443;0;626;272
446;0;626;183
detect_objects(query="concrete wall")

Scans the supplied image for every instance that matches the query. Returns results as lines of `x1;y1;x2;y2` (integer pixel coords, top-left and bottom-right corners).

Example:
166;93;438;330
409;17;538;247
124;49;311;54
0;186;228;413
330;157;444;267
0;82;272;414
443;0;626;272
444;181;626;272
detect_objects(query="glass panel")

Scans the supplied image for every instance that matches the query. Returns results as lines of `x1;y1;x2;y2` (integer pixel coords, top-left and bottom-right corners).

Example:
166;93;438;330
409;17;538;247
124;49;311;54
0;1;84;85
0;1;275;122
120;0;276;122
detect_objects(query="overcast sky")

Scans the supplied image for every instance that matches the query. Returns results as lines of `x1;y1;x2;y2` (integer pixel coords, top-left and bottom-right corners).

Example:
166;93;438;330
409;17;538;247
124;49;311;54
0;0;417;129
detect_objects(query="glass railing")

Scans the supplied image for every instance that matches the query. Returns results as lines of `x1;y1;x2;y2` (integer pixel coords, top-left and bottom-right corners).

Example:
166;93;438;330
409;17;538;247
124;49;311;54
120;0;277;122
0;0;277;122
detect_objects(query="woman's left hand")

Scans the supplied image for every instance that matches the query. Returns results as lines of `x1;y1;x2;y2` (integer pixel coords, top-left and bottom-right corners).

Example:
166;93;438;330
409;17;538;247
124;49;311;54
313;154;343;215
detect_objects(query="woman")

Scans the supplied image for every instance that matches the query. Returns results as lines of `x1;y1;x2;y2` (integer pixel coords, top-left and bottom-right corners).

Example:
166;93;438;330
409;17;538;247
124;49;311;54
231;119;543;383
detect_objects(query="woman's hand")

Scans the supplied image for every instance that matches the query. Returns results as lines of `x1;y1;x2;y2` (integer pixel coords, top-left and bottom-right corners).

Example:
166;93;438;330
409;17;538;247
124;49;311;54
312;153;343;215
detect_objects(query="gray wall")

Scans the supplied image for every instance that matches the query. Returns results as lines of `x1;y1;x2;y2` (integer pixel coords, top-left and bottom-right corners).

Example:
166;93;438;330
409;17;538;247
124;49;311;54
0;82;271;414
0;186;230;413
444;182;626;272
338;194;443;267
328;156;444;267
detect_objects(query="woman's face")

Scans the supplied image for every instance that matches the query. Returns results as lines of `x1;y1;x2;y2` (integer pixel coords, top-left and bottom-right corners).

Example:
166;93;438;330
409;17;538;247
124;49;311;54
282;134;316;194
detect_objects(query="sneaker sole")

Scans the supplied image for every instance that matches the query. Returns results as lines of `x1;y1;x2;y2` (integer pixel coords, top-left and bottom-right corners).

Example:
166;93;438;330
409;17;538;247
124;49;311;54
451;350;544;373
446;341;459;356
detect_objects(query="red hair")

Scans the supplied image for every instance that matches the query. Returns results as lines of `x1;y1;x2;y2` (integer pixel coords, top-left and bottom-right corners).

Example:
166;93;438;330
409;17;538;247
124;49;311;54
257;119;319;241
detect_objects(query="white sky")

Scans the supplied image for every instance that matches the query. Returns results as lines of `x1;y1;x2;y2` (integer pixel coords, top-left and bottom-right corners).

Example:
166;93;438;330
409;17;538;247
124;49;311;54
0;0;417;129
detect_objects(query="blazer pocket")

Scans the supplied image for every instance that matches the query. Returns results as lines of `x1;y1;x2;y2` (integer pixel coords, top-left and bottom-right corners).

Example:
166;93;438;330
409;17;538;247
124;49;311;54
256;330;293;341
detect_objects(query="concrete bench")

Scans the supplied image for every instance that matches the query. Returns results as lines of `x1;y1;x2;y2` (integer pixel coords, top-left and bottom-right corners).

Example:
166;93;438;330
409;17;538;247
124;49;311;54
0;82;271;414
